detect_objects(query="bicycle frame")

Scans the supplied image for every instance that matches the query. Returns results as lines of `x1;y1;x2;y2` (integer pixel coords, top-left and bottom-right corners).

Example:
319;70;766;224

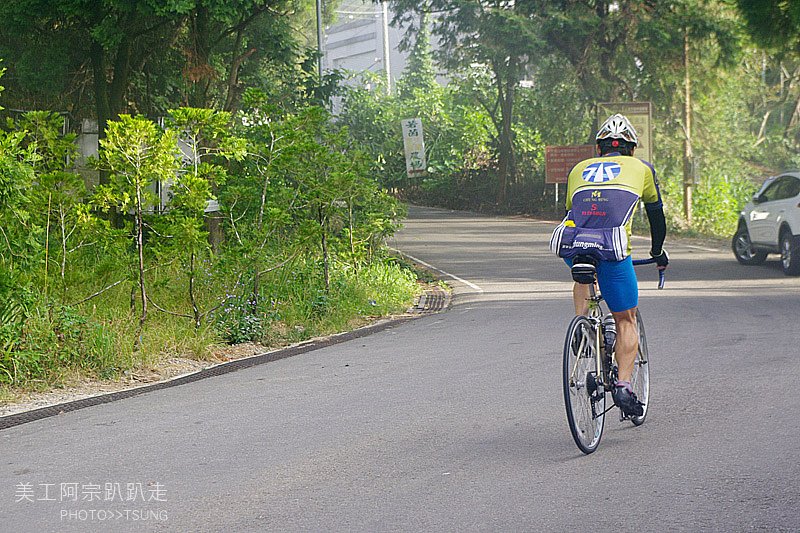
586;283;612;391
563;256;662;452
569;257;661;418
568;284;612;420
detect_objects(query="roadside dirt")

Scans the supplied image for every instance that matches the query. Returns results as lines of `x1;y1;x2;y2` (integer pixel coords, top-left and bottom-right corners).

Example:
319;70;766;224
0;342;270;418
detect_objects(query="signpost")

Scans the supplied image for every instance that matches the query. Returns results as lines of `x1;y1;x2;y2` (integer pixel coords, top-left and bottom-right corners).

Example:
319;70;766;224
545;145;596;184
596;101;653;163
545;144;595;207
401;118;426;177
545;104;652;209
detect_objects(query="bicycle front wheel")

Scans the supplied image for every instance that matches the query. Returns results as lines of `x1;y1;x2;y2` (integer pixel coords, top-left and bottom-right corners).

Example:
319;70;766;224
563;315;605;454
630;309;650;426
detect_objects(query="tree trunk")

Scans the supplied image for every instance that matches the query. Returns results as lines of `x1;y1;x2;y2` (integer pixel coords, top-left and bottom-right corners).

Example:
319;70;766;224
683;28;693;224
349;202;358;272
495;55;518;207
135;184;147;349
188;6;212;108
189;250;200;329
319;206;330;293
109;34;132;120
90;42;111;185
224;27;256;112
60;206;68;302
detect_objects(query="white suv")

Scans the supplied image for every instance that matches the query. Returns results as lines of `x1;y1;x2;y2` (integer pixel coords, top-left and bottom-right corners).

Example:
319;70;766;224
732;171;800;276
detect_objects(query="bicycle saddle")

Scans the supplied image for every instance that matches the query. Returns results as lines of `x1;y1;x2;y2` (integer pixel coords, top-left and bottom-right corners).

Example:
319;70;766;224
571;255;597;284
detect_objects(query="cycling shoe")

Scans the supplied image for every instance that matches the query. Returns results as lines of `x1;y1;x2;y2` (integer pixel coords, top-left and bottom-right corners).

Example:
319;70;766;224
611;382;644;417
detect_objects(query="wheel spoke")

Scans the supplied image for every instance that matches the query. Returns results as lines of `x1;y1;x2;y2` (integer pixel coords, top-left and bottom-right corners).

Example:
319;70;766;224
630;310;650;426
563;316;604;453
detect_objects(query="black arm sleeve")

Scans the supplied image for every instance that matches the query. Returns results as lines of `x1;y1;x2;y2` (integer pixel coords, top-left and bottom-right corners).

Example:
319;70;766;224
645;202;666;255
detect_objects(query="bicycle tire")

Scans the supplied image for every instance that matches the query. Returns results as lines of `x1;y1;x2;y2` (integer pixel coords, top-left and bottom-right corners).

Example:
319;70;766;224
563;315;605;454
630;309;650;426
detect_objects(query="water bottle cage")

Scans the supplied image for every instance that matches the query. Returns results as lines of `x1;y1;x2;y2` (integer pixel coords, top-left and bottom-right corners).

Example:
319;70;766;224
602;316;616;356
604;332;616;356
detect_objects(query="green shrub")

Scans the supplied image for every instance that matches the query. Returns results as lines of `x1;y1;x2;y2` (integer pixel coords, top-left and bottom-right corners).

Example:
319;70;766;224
652;170;757;238
0;105;418;393
691;173;757;237
210;256;419;346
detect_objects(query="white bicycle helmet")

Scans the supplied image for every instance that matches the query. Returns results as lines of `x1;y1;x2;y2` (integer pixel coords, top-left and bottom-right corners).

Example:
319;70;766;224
596;113;638;145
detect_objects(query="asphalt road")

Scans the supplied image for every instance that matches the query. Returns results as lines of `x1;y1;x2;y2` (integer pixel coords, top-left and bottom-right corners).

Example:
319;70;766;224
2;204;799;532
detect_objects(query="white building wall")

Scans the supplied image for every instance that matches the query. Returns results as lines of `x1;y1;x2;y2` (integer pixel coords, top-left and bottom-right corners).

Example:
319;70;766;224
323;1;415;92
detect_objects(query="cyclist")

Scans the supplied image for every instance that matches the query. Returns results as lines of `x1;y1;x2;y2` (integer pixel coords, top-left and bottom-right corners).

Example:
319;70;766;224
550;113;668;417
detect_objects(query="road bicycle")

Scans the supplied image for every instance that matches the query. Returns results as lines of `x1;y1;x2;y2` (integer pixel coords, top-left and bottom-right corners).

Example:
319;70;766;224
562;257;665;454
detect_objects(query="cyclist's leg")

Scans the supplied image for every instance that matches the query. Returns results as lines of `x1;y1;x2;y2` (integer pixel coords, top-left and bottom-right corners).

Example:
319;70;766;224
611;308;638;382
596;257;638;382
564;258;591;315
572;283;590;316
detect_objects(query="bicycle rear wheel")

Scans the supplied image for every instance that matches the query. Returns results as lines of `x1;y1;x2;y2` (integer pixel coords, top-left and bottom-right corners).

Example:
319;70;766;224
563;315;605;454
630;309;650;426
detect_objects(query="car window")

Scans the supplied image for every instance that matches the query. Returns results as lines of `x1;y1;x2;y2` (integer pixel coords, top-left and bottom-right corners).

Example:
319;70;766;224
760;178;785;202
783;176;800;199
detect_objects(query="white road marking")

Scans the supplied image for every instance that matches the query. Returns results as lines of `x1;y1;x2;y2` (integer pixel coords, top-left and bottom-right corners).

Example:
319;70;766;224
682;244;723;252
393;250;484;293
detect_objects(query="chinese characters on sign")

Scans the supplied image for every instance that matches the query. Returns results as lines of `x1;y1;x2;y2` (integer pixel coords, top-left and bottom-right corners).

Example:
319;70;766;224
401;118;427;177
545;145;596;184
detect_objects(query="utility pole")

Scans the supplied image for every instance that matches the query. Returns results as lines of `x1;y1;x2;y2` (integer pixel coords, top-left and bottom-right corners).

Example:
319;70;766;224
316;0;324;81
683;27;693;224
381;1;392;94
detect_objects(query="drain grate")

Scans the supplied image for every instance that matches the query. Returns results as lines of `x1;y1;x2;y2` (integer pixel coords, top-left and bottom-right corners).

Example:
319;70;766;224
409;287;450;314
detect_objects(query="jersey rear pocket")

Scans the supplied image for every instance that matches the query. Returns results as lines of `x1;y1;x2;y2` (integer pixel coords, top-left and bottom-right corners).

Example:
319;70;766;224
550;224;628;262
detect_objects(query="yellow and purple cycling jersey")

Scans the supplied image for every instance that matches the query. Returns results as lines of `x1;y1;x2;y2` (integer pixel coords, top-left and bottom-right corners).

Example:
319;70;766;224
555;152;663;312
565;153;662;255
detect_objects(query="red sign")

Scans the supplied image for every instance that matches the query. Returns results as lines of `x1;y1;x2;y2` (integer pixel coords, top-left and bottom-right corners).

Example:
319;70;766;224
545;145;596;184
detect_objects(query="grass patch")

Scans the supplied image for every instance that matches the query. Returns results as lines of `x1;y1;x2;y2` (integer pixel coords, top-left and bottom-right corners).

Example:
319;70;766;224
0;254;421;401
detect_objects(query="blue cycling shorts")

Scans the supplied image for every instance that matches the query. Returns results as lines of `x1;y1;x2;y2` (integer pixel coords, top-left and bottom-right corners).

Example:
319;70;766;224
564;256;638;312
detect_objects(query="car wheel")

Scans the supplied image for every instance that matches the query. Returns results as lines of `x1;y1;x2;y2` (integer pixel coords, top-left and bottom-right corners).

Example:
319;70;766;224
780;230;800;276
732;226;767;265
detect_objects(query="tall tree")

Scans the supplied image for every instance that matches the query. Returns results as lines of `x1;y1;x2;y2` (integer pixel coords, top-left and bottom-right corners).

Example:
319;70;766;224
537;1;738;220
0;1;317;127
736;0;800;151
736;0;800;53
0;1;181;137
179;0;303;110
397;10;437;98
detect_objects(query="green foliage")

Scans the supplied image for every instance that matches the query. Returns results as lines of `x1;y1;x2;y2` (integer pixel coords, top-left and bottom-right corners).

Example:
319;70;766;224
212;256;418;345
397;11;437;98
93;115;180;214
690;173;757;237
0;11;420;392
0;0;322;122
389;0;546;204
7;111;78;173
737;0;800;52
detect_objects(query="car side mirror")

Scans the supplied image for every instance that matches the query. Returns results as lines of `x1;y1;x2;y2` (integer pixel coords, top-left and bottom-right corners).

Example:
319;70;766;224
752;193;763;204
